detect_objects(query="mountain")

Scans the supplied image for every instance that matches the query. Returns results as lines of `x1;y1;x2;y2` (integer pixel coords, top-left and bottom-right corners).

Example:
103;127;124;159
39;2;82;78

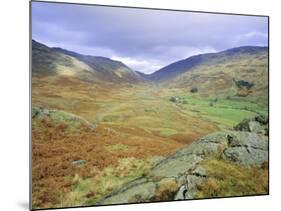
149;46;268;81
32;40;143;83
32;41;268;104
149;46;268;104
52;47;143;83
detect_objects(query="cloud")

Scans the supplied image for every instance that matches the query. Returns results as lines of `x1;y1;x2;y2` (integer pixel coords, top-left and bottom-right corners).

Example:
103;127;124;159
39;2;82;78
233;31;268;46
111;56;163;74
112;46;217;74
32;2;268;74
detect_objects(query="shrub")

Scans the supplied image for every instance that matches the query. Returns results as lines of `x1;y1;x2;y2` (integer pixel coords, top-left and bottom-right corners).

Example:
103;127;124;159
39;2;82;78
169;97;177;102
190;87;198;93
170;96;182;103
154;178;178;201
234;79;254;90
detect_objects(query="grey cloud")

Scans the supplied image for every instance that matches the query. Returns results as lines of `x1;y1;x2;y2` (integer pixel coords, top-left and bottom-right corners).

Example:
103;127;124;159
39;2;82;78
32;2;268;73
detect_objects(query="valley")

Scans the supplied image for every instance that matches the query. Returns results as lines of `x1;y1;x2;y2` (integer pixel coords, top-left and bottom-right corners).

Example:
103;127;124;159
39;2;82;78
31;41;268;209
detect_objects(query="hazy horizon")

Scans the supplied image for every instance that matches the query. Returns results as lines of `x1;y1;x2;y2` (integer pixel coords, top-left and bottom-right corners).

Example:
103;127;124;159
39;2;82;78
32;2;268;74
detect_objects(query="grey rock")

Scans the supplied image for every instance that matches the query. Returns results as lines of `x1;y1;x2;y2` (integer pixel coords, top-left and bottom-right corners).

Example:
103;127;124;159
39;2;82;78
192;166;207;177
255;115;269;125
173;131;228;157
234;118;251;131
99;181;156;204
234;115;268;135
151;154;202;178
71;160;86;166
185;174;206;199
222;147;268;166
177;175;187;186
248;121;264;134
227;132;268;150
174;185;187;200
96;116;269;204
32;107;51;118
222;131;268;166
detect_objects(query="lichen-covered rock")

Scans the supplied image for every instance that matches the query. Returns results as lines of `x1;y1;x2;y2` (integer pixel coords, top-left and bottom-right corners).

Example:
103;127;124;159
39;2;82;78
222;131;268;166
185;174;206;199
174;185;187;200
172;131;228;157
32;107;95;130
222;147;268;166
234;115;268;135
99;180;156;205
151;154;202;178
227;132;268;150
71;160;86;166
96;115;269;204
192;166;207;177
255;115;269;125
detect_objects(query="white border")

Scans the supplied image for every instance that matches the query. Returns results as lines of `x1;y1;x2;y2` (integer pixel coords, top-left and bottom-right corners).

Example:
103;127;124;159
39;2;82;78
1;0;280;211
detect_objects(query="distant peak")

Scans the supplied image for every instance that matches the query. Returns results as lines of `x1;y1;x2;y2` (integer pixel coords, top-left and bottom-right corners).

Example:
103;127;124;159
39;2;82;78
220;46;268;54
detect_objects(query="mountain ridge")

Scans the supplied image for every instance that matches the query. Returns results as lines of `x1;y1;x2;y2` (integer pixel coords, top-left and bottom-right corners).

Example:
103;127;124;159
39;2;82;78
147;46;268;81
32;40;144;83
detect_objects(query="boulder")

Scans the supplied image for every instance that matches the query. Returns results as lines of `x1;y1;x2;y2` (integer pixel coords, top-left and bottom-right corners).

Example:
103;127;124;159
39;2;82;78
234;115;268;135
255;115;269;125
226;132;268;150
222;131;268;166
71;160;86;166
222;147;268;166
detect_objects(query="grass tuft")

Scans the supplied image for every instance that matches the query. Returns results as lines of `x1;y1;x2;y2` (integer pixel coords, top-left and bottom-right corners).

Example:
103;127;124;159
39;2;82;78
196;159;268;198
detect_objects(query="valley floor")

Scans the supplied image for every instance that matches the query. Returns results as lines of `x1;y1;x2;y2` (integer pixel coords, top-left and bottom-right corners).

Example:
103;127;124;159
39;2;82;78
31;76;268;209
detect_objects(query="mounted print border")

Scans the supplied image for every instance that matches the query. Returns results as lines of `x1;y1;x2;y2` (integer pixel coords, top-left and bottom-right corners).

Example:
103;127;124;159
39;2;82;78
30;1;269;210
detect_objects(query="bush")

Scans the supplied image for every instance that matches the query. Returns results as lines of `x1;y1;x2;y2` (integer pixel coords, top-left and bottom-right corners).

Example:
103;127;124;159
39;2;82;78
234;79;254;89
190;87;198;93
169;97;177;102
170;96;182;103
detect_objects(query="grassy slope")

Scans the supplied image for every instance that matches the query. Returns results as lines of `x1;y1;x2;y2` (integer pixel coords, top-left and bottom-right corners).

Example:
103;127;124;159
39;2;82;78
165;50;268;105
196;159;268;198
31;43;268;208
32;74;268;208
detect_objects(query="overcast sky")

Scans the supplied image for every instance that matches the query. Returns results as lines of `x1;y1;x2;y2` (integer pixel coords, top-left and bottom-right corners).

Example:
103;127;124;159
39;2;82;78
32;2;268;74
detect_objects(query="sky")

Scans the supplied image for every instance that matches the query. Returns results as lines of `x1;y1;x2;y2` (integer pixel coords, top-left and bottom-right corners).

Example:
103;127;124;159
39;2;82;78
32;2;268;74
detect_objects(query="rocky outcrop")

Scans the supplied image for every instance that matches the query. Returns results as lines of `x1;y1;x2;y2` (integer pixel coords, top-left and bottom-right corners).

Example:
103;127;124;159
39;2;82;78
222;132;268;166
32;107;96;130
234;114;268;135
97;115;269;204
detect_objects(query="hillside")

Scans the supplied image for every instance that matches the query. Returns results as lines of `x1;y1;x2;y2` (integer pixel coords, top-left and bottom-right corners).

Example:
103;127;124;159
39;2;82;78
32;40;143;83
31;41;269;209
149;46;268;105
52;47;143;83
